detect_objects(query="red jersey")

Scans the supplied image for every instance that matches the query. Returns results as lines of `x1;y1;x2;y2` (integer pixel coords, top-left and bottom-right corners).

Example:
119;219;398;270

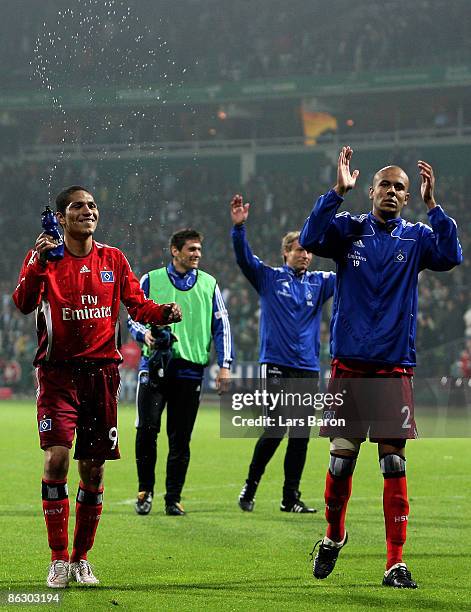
13;241;168;365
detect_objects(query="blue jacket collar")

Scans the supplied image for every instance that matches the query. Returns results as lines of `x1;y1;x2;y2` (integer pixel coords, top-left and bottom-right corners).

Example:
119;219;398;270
167;262;197;279
368;212;403;228
283;264;306;278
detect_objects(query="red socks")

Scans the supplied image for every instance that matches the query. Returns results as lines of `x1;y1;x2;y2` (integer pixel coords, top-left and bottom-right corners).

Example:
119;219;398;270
70;482;104;562
42;479;69;561
383;475;409;569
42;479;104;562
323;451;409;570
325;470;352;542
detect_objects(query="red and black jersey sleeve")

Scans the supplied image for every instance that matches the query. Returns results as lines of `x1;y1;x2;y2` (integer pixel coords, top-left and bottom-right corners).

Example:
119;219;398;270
118;251;168;325
12;250;47;315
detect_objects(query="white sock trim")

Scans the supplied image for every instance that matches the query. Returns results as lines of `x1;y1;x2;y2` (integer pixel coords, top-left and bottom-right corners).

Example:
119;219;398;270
384;562;407;576
323;532;347;548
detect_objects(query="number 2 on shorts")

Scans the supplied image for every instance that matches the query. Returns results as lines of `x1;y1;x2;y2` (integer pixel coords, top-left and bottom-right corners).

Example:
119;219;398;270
401;405;411;429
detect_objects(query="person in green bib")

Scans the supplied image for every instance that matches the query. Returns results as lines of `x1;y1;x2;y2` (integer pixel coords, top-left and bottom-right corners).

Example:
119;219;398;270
128;228;233;516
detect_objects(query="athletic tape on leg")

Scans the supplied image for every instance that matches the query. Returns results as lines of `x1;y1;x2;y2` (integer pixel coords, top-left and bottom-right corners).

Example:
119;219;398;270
330;437;362;453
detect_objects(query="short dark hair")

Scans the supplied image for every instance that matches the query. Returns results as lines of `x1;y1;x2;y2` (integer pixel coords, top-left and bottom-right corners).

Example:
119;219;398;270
170;228;203;252
55;185;91;215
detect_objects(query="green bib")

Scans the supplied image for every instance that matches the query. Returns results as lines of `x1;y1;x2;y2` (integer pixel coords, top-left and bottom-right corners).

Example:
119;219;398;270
146;267;216;366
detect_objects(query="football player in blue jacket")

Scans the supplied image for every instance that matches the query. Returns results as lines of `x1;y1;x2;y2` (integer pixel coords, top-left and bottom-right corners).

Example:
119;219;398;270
231;195;335;513
300;146;462;588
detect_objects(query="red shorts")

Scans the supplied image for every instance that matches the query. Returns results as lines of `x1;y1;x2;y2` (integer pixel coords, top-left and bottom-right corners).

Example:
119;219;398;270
36;362;121;460
320;359;418;440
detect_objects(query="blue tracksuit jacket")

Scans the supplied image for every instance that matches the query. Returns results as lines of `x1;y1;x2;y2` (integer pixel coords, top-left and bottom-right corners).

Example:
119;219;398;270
232;224;335;371
299;189;463;366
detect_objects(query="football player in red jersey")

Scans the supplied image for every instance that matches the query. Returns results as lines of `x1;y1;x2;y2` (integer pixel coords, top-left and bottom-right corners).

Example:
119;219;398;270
13;185;182;588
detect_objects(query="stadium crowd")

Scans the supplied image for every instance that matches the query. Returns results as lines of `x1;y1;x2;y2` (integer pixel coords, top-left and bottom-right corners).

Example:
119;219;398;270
0;151;469;392
2;0;469;89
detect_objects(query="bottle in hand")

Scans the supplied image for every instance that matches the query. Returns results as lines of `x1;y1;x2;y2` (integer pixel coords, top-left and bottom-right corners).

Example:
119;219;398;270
41;206;64;261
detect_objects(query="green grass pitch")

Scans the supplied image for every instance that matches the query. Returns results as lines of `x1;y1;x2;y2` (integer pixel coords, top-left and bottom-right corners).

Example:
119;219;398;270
0;399;470;611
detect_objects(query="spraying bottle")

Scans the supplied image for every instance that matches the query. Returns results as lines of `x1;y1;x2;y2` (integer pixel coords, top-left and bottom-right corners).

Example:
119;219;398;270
41;206;64;261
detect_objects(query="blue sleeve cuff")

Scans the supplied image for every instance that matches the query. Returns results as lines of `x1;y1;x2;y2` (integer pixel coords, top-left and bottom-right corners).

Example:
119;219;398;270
136;330;146;344
325;189;344;204
427;205;444;219
231;224;246;235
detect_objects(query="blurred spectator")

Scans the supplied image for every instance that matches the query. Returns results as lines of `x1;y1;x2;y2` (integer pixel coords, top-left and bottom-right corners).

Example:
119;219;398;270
1;1;470;89
464;306;471;338
459;339;471;377
120;339;141;402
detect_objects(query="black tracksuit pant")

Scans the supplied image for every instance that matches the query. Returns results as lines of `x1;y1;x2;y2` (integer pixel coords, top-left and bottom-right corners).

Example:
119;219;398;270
135;372;201;504
246;364;319;501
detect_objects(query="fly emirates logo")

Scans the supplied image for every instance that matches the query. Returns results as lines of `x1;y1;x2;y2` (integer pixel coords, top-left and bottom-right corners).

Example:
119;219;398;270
62;294;112;321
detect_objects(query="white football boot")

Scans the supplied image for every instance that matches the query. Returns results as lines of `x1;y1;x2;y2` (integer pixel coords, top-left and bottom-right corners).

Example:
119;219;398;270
47;560;70;588
69;560;99;585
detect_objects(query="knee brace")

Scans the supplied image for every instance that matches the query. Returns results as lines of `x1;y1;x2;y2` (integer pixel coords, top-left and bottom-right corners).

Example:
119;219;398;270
380;453;406;478
329;453;357;478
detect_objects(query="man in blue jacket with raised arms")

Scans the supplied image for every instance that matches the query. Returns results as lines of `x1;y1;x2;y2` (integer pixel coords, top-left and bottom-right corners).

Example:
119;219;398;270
231;195;335;513
300;146;462;588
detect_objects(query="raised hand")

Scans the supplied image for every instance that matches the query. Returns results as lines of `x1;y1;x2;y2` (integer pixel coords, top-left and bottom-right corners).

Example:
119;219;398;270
333;146;360;196
230;194;250;226
418;160;437;209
